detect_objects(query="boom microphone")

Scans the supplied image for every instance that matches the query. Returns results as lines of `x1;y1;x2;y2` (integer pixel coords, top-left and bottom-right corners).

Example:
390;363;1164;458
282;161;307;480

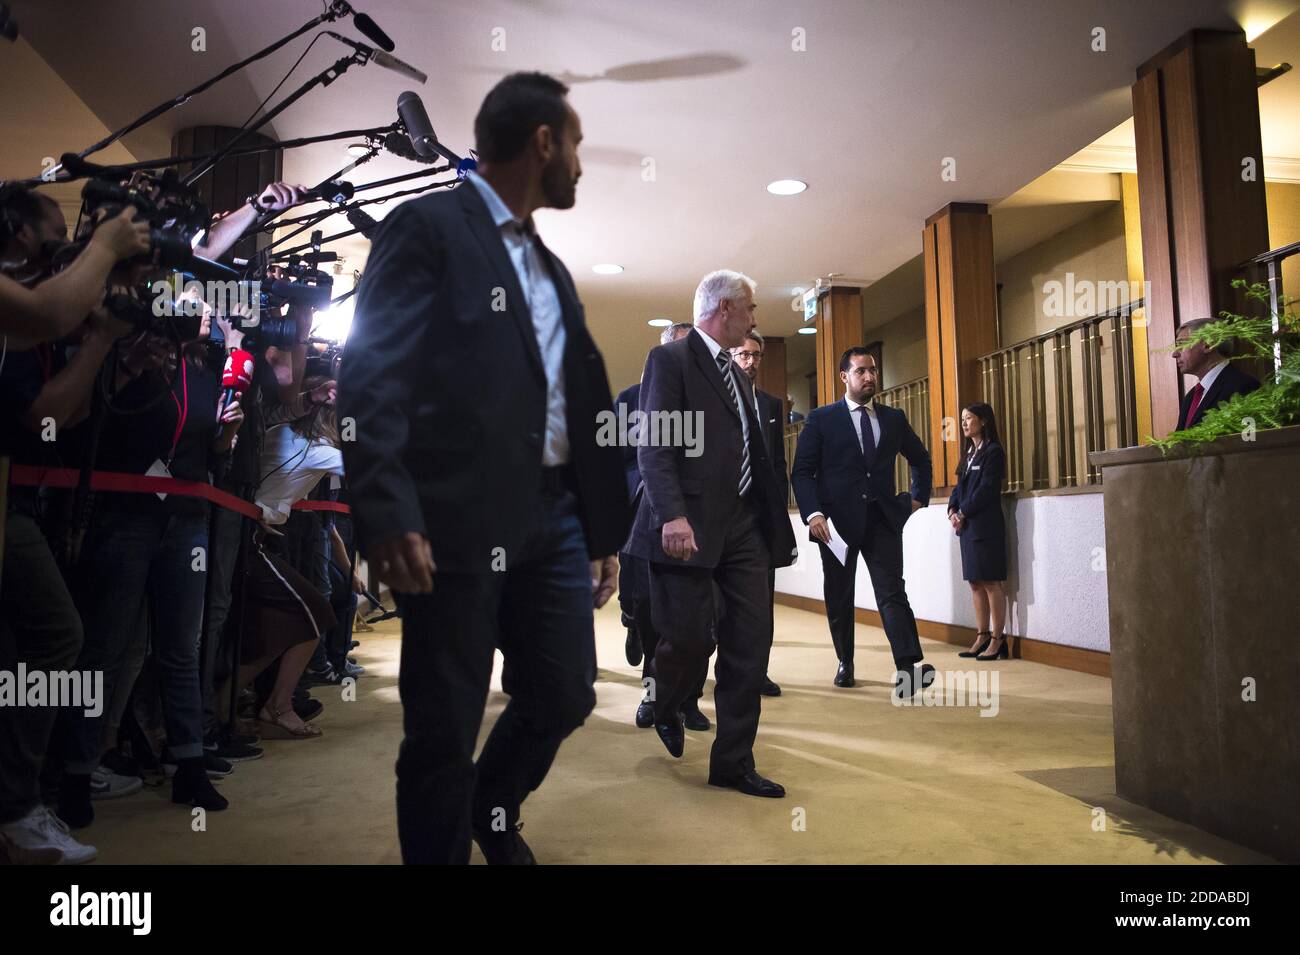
352;12;395;53
397;92;464;166
325;32;427;84
346;207;379;238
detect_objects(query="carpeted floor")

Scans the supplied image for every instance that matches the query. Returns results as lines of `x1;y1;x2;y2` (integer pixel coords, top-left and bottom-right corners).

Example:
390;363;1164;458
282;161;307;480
82;601;1273;864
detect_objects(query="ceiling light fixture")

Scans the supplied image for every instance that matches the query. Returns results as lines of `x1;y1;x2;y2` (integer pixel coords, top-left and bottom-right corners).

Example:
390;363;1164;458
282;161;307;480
767;179;807;196
593;263;624;275
647;318;672;327
797;326;818;335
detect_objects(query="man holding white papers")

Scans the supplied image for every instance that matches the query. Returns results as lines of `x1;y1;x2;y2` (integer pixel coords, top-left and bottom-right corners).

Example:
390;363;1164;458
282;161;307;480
790;348;933;694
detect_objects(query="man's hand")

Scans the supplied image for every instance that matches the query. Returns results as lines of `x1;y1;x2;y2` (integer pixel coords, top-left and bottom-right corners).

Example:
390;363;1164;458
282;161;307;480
661;516;698;561
590;555;618;609
256;182;310;213
351;571;366;596
90;207;152;262
369;532;435;594
910;498;924;513
808;514;831;545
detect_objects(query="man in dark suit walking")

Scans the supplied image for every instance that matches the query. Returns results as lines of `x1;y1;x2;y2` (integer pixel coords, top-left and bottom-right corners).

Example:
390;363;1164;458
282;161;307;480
730;329;788;697
339;72;629;865
1172;318;1262;431
614;323;710;731
625;270;797;798
790;348;933;696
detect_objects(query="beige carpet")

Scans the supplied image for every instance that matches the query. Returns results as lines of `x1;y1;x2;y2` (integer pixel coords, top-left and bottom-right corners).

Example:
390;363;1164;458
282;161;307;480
83;601;1272;864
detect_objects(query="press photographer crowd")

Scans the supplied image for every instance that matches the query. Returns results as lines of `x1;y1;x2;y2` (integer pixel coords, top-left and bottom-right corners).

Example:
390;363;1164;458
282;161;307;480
0;173;364;865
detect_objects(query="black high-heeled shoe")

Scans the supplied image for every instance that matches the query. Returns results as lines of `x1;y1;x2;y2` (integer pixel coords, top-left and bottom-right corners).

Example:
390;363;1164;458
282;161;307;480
959;631;992;658
976;634;1009;661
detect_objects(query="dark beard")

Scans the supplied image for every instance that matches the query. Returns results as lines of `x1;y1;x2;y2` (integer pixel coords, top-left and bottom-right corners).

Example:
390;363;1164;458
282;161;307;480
541;158;576;209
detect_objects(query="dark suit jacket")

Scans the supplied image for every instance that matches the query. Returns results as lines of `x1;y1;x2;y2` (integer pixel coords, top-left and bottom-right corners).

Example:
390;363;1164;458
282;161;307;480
755;388;788;502
614;382;642;502
790;399;932;547
624;330;797;570
1177;362;1261;430
338;183;630;573
946;441;1006;540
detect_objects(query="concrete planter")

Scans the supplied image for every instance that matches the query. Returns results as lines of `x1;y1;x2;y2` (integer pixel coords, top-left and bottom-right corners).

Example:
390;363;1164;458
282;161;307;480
1090;426;1300;862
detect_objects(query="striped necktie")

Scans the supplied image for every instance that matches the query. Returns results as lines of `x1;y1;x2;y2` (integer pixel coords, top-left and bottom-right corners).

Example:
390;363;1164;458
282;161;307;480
716;351;752;496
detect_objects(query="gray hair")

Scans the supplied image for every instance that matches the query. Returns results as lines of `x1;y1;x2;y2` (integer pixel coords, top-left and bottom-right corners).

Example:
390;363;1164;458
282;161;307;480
659;322;693;345
1177;318;1230;357
693;269;756;323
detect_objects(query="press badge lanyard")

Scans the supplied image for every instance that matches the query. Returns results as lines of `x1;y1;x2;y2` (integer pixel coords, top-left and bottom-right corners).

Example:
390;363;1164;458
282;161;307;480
166;357;189;468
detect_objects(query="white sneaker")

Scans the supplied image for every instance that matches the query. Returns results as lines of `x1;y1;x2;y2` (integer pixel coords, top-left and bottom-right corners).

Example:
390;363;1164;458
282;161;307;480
90;766;143;801
0;806;97;865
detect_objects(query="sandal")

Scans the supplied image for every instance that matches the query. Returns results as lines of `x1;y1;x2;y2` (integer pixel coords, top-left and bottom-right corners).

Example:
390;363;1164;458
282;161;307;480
257;704;323;739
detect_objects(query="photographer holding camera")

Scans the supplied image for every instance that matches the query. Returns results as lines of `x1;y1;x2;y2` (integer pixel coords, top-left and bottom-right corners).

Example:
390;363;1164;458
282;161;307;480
0;187;150;348
0;190;139;864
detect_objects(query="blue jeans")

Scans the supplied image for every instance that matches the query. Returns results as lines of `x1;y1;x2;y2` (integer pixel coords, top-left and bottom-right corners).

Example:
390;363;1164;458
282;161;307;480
61;505;210;772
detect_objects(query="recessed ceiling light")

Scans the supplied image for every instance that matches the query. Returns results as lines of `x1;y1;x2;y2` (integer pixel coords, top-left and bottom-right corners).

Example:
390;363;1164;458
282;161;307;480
346;143;371;157
767;179;807;196
592;263;624;275
647;318;672;327
797;325;818;334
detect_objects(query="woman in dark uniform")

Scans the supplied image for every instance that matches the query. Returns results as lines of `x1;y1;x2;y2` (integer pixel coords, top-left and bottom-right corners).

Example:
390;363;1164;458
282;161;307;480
947;403;1009;660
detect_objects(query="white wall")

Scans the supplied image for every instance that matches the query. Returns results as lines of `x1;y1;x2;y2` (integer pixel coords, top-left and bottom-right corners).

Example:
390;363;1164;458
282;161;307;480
775;492;1111;652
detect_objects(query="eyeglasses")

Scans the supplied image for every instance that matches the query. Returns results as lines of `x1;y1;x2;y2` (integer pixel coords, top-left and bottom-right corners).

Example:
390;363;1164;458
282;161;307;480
732;350;763;361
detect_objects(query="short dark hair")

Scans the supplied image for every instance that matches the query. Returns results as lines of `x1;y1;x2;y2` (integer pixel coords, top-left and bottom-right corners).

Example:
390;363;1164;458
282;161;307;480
838;346;876;374
474;72;571;163
5;188;60;231
744;330;765;349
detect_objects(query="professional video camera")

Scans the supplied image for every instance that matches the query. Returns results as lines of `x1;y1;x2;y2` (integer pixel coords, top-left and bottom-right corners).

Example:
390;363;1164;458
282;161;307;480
76;168;210;271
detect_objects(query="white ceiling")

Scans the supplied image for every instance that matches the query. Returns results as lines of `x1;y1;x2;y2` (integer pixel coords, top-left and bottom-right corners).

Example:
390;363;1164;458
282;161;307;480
7;0;1300;388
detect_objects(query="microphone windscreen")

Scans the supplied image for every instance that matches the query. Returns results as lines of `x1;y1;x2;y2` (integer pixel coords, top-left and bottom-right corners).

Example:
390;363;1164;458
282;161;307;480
353;12;395;52
223;349;255;391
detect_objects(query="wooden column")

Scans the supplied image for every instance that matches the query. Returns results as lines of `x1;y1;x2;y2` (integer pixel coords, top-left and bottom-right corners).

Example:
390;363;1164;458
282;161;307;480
172;126;282;263
923;202;998;489
756;334;787;404
1131;29;1271;440
814;287;862;407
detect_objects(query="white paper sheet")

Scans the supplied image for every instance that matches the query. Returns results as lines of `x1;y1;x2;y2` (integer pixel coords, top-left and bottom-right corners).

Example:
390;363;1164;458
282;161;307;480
824;518;849;566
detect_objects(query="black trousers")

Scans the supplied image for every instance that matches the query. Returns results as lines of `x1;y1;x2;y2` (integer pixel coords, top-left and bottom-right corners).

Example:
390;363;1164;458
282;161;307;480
648;496;771;778
621;553;707;703
819;502;922;669
393;488;595;865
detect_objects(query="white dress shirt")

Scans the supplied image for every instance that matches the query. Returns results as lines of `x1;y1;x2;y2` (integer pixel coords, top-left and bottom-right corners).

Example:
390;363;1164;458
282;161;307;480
845;394;881;451
466;170;569;466
806;395;881;525
1196;358;1228;394
256;424;344;525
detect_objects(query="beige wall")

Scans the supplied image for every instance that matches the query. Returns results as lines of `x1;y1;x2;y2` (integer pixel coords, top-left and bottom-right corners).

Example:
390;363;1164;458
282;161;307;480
996;203;1129;346
1266;181;1300;306
870;305;928;390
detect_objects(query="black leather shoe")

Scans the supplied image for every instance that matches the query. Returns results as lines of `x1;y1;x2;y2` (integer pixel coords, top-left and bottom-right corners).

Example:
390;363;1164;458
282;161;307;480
293;698;324;723
708;769;785;798
623;621;643;667
834;661;855;688
893;663;936;699
680;702;710;731
760;676;782;697
472;822;537;865
654;718;685;758
634;700;655;728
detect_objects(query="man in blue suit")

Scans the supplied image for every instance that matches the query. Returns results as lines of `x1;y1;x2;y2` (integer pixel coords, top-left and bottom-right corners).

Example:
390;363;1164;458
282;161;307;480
790;347;934;695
